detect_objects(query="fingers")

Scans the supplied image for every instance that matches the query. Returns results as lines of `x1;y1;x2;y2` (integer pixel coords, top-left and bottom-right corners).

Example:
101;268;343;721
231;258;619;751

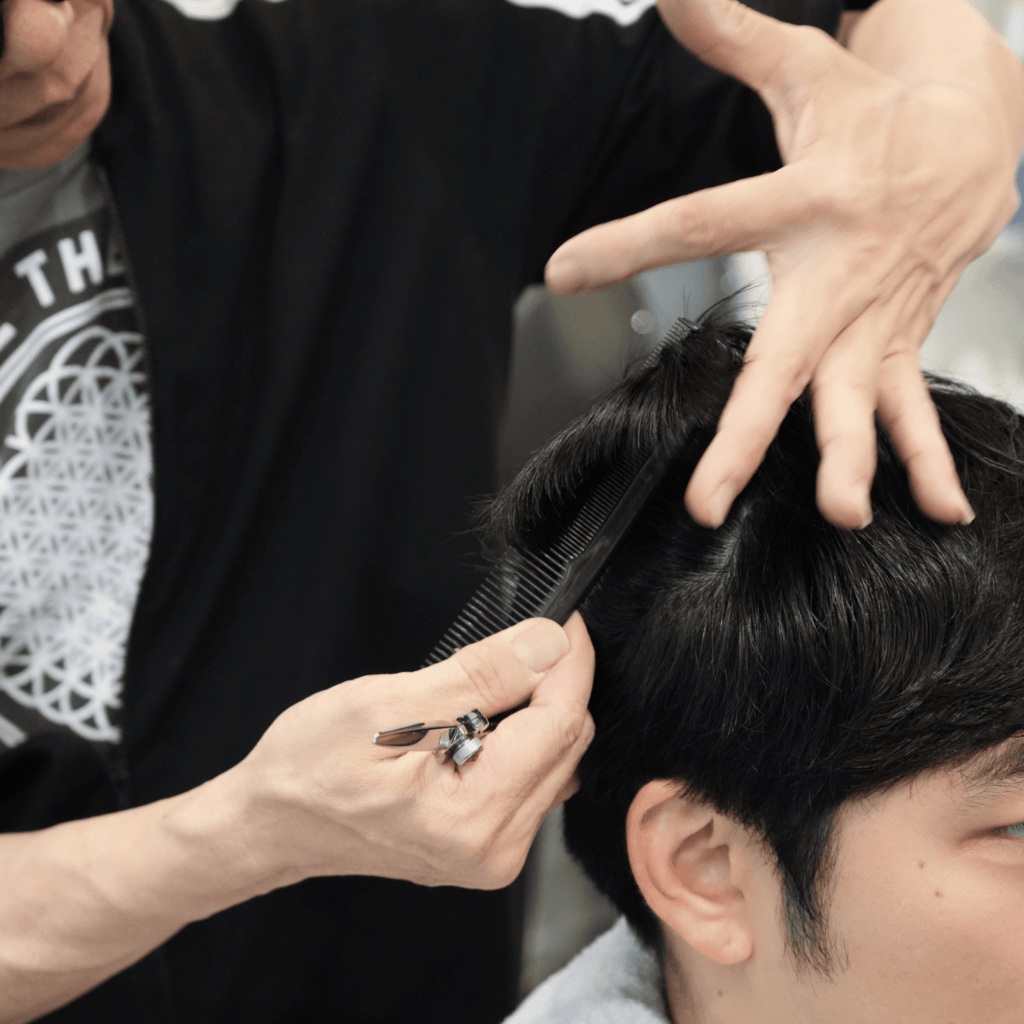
453;612;594;767
545;169;805;295
685;259;974;531
685;275;857;527
519;611;595;714
414;615;596;887
810;304;894;529
419;700;595;890
876;268;973;525
459;697;595;886
404;617;573;723
370;614;593;750
877;349;974;525
454;614;594;794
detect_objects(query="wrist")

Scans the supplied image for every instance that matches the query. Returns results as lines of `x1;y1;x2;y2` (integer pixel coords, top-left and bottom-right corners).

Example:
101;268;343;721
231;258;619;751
158;764;308;917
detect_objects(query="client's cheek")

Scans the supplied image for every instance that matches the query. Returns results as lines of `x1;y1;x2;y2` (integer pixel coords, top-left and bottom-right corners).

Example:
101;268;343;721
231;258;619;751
831;853;1024;1024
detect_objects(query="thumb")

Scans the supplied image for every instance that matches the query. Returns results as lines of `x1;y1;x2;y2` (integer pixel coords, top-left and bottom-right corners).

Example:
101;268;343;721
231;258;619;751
390;618;573;731
656;0;803;94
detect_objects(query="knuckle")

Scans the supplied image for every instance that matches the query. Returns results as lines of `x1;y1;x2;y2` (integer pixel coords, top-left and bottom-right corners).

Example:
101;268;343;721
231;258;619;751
811;361;874;396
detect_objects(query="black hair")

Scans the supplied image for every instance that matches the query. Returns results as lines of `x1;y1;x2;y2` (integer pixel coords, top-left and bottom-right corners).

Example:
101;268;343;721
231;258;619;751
482;307;1024;974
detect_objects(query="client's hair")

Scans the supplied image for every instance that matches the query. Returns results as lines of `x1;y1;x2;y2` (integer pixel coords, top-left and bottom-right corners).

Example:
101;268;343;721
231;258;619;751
482;309;1024;974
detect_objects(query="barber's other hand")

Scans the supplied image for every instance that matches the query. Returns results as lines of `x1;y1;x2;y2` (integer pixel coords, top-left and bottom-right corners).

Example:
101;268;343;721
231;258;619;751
545;0;1024;530
219;615;594;892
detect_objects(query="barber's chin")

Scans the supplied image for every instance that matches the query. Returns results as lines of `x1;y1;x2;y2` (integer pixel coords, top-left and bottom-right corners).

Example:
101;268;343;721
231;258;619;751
0;61;112;171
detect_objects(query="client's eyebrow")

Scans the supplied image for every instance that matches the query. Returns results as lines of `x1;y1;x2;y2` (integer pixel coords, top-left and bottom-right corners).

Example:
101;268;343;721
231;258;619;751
959;735;1024;794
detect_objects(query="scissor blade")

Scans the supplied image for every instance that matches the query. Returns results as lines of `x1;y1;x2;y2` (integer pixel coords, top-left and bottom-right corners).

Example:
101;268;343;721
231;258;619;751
372;722;453;747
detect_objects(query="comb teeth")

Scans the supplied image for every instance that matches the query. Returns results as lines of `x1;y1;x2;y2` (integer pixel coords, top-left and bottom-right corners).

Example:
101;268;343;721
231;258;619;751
422;444;651;666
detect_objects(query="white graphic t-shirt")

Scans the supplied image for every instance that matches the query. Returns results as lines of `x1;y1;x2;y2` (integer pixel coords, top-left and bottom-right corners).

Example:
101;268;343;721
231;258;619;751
0;144;153;750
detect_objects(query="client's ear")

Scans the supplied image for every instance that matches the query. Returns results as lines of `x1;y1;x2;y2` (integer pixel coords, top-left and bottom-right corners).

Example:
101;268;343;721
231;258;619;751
626;780;755;965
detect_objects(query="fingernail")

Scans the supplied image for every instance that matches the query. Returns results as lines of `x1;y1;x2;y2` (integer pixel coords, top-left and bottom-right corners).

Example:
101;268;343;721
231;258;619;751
853;482;873;530
959;499;975;526
706;480;738;529
511;621;570;672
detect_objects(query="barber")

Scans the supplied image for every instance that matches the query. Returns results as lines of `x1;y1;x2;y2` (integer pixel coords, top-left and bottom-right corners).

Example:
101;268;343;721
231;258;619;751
0;0;1018;1023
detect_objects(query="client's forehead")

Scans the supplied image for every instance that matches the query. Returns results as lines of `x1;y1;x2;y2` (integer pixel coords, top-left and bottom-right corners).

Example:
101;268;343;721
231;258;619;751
837;732;1024;832
955;733;1024;798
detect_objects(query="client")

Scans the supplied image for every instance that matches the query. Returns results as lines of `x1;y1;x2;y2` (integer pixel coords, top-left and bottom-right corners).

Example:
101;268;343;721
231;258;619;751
494;310;1024;1024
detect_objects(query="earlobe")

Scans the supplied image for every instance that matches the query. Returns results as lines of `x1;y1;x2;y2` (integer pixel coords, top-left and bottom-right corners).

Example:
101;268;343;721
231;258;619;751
626;779;754;966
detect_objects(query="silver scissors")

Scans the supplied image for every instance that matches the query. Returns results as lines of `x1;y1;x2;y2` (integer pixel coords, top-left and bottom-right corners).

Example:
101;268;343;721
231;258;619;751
373;709;489;765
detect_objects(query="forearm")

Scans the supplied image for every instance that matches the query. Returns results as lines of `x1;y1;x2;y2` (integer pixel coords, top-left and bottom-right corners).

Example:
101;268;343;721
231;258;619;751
844;0;1024;156
0;768;284;1024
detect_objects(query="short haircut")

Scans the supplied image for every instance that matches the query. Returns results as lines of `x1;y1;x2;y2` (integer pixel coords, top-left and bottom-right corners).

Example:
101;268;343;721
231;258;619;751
482;309;1024;973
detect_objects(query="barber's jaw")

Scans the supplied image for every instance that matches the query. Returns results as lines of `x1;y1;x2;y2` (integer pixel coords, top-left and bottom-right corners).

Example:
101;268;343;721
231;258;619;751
0;0;114;170
627;738;1024;1024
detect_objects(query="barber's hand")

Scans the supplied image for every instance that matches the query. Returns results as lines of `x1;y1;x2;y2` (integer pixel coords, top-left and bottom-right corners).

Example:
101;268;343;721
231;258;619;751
227;614;594;891
545;0;1024;530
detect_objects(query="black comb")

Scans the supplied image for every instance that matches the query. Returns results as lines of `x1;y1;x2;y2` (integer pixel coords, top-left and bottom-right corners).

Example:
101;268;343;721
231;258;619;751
374;430;680;750
422;431;681;666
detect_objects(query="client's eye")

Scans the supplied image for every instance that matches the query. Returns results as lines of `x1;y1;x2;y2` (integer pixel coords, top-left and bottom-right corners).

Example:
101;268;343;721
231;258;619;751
1005;823;1024;838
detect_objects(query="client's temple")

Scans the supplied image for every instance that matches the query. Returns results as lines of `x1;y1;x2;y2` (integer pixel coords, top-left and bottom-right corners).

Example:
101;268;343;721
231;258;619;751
494;311;1024;1024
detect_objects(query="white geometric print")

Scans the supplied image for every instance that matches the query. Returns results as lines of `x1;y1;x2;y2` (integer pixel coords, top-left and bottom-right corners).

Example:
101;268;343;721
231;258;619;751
501;0;656;25
157;0;289;21
0;324;153;742
157;0;652;25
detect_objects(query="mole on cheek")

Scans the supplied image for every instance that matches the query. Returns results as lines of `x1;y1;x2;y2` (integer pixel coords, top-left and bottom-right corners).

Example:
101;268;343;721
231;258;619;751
918;861;925;869
934;891;943;897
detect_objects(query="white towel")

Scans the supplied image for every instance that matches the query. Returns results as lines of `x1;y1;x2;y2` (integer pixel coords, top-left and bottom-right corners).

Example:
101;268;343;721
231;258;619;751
505;918;670;1024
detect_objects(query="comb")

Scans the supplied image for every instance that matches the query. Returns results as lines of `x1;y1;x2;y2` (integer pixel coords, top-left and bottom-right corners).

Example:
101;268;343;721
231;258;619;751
422;433;681;667
373;435;680;750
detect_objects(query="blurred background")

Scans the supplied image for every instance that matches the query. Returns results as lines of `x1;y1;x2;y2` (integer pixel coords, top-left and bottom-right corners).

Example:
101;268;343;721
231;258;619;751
506;0;1024;998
